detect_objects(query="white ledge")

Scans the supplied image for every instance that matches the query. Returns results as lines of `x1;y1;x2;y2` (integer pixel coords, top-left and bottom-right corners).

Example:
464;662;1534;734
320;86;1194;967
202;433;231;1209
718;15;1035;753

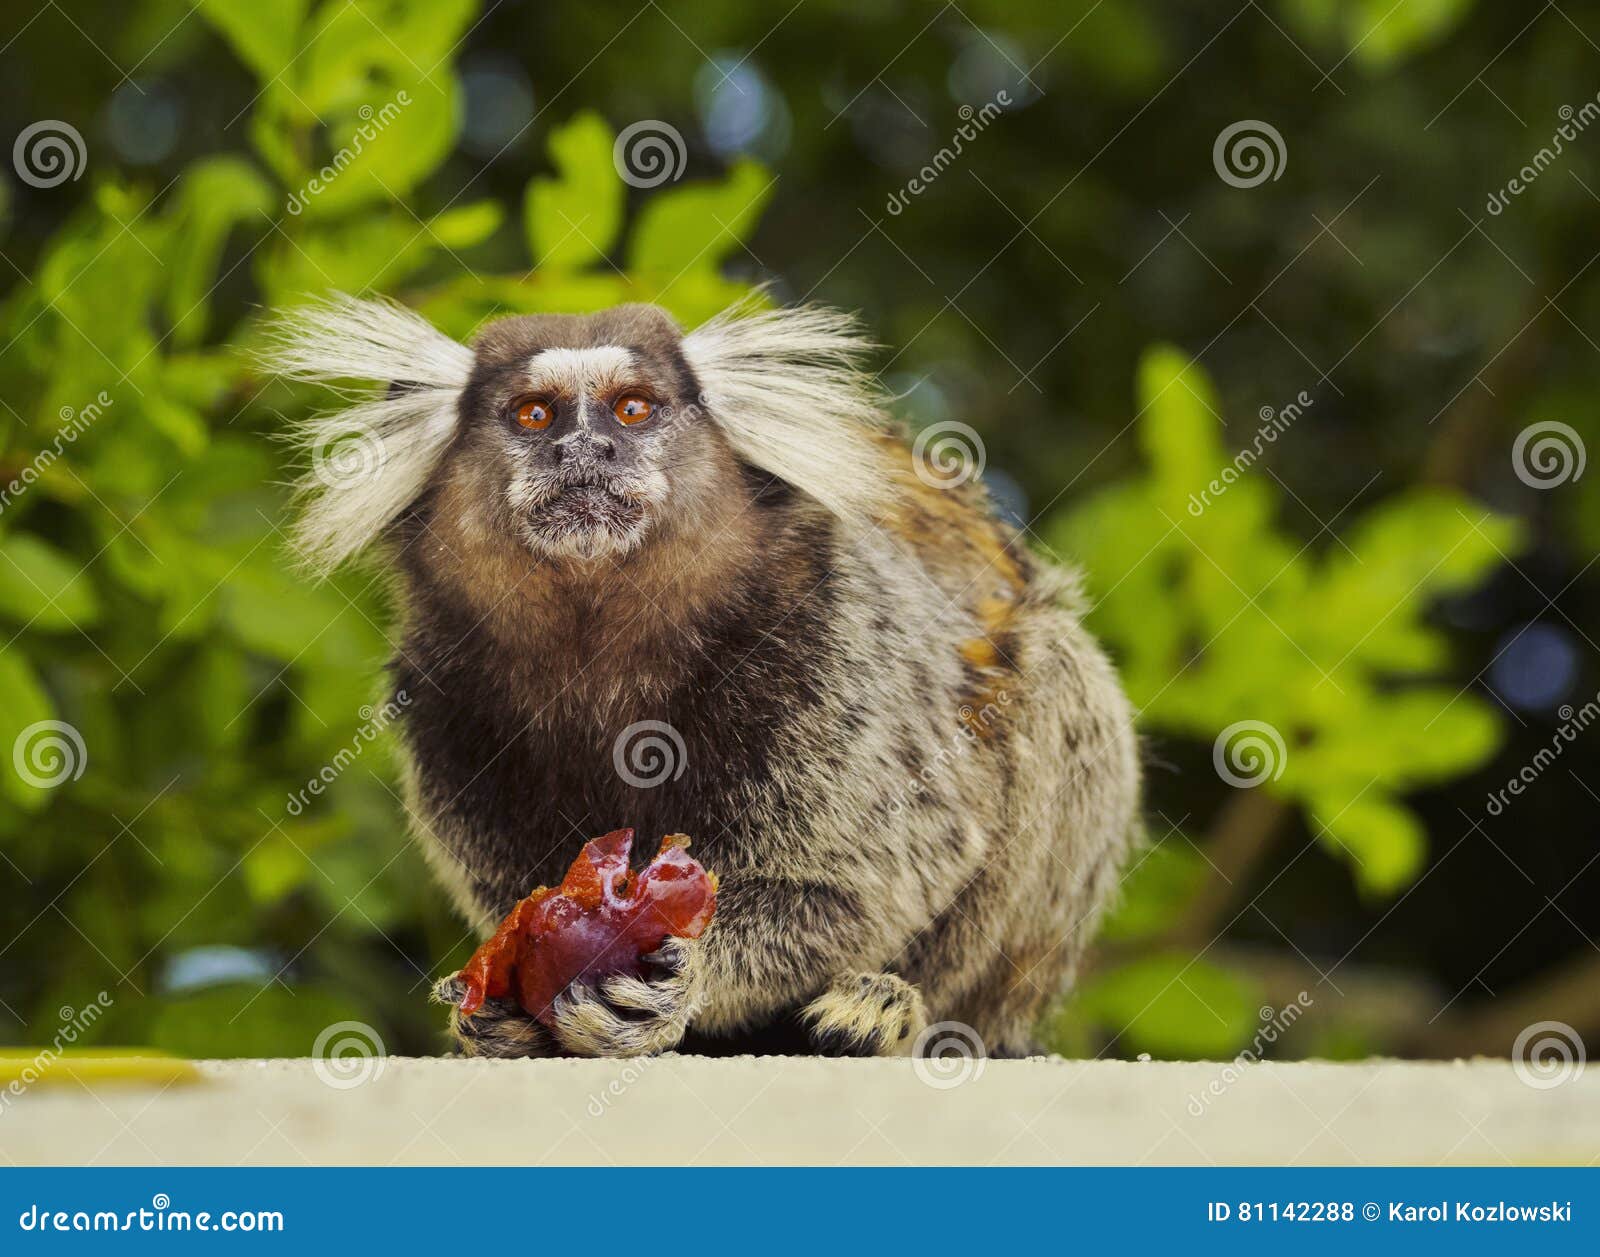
3;1057;1594;1166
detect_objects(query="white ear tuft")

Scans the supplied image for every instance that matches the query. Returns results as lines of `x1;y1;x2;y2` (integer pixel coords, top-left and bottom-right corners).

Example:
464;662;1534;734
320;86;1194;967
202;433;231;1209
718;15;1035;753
260;292;474;389
683;301;900;524
260;294;471;576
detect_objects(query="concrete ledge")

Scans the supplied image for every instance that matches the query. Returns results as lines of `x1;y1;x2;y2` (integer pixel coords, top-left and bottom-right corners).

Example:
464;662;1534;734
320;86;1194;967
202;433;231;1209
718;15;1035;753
3;1057;1594;1166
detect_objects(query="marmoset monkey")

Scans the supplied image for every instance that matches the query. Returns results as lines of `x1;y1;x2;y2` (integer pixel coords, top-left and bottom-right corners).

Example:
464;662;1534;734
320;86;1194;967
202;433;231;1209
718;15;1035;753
267;295;1140;1059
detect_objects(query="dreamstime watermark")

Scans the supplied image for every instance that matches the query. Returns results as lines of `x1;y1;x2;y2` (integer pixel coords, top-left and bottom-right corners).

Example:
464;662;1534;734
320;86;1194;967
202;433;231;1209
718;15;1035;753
12;720;88;791
1487;97;1600;216
1185;993;1314;1116
311;1020;387;1089
0;992;114;1117
885;91;1010;215
913;1020;987;1089
1511;1020;1585;1090
310;422;387;489
887;693;1012;817
613;120;687;189
911;421;986;490
1212;720;1286;788
285;90;412;215
585;1055;659;1117
612;720;687;788
1186;391;1313;517
18;1195;284;1234
13;120;86;188
0;391;112;517
1212;120;1286;189
584;992;706;1116
1511;420;1585;488
286;692;410;815
1484;688;1599;817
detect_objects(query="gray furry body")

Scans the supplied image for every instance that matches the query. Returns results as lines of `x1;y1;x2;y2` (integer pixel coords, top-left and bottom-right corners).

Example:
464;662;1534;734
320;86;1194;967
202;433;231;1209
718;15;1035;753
268;296;1140;1058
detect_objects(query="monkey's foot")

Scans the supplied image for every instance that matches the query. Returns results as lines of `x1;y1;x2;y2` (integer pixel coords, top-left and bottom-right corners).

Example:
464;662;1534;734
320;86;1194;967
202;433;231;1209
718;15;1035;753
549;936;701;1057
432;976;552;1059
802;972;926;1057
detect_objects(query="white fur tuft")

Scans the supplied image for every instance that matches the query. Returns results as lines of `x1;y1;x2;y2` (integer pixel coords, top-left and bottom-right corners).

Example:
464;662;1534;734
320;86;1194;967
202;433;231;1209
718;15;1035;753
683;302;900;524
260;292;474;389
260;294;472;575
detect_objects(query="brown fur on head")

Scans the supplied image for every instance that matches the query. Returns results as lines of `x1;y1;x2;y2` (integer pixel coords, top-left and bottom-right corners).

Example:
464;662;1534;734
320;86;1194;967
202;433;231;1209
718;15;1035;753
449;304;729;564
262;293;902;578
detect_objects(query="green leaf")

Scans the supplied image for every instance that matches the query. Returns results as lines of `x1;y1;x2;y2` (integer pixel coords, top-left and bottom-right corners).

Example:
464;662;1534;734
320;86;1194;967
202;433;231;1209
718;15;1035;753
525;112;625;270
628;159;773;276
0;649;59;810
164;157;275;347
300;0;475;111
1295;688;1501;794
1332;487;1522;602
429;201;504;249
257;212;437;299
198;0;309;84
1310;793;1427;896
1136;343;1226;507
221;564;340;662
1280;0;1475;69
0;534;99;630
1350;0;1474;68
291;80;463;218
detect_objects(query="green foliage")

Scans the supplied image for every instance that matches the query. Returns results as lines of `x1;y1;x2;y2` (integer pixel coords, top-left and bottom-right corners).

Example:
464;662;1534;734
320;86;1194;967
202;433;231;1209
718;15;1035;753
1040;345;1517;1060
1054;952;1265;1060
0;0;1556;1070
0;0;780;1060
527;111;624;271
1282;0;1476;69
1047;344;1521;896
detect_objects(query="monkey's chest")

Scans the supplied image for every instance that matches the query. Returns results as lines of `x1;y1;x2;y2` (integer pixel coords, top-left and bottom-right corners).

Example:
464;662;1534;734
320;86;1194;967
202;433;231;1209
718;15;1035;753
398;691;796;918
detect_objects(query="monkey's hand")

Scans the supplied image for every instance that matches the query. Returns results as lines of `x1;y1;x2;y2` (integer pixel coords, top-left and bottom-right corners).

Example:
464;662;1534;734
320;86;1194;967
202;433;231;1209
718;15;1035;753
548;936;702;1057
431;975;553;1059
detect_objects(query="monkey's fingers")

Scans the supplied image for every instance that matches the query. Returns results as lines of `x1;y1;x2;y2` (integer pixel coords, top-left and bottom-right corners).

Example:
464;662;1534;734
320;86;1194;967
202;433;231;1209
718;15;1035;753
550;980;689;1057
431;973;551;1059
801;972;926;1057
430;974;468;1007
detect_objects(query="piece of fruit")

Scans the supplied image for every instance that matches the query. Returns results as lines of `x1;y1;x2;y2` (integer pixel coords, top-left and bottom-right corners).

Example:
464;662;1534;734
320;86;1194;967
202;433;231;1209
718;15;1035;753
455;830;717;1025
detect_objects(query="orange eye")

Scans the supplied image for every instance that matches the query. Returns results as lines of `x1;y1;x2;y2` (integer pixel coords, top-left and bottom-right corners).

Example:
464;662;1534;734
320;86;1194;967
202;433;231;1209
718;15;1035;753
515;399;553;430
613;395;654;425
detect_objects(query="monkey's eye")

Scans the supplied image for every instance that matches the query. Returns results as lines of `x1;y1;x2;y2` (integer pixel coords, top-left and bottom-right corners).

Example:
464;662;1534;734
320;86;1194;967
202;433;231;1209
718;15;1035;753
514;399;554;430
613;395;654;426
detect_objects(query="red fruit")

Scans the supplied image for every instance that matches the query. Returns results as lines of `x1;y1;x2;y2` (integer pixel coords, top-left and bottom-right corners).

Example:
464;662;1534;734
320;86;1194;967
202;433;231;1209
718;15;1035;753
455;830;717;1026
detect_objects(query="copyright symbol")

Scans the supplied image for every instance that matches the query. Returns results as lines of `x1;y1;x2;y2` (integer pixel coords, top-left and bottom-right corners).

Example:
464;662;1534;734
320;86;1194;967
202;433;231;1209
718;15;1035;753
1362;1202;1380;1221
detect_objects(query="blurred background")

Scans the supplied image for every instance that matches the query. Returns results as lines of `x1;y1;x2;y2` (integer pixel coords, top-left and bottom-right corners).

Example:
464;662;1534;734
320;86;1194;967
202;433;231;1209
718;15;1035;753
0;0;1595;1065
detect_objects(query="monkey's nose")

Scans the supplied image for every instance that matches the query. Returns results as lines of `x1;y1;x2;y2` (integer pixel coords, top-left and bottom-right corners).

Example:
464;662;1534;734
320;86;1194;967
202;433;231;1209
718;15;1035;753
553;432;617;466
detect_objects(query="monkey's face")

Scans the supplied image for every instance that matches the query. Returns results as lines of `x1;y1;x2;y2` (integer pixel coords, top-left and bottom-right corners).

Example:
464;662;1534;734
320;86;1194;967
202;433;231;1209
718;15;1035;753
450;305;722;562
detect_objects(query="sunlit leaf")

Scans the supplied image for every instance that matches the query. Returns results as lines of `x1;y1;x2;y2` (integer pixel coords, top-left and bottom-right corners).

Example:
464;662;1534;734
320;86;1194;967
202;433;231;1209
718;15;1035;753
628;159;773;276
526;111;624;270
198;0;309;84
0;534;100;630
1309;792;1427;896
164;157;275;347
0;649;58;810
